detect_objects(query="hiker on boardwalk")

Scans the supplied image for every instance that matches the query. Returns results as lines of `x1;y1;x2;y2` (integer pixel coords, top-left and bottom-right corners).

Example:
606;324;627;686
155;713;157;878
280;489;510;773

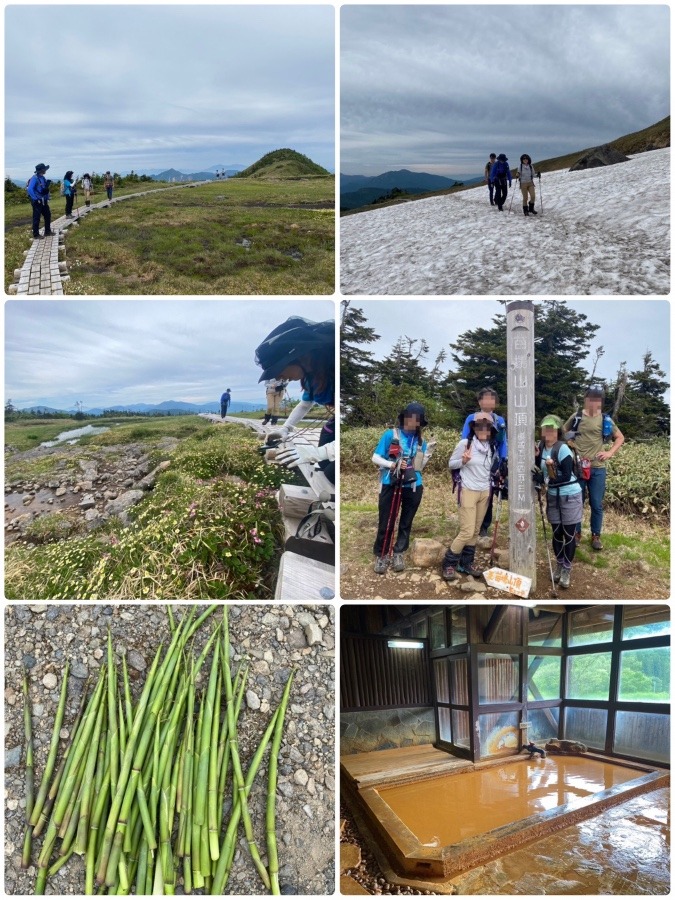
515;153;539;216
26;163;53;238
104;171;114;201
63;171;76;218
534;414;582;590
484;153;497;206
81;173;93;206
563;385;624;552
220;389;231;418
442;413;499;581
262;378;287;426
490;153;511;211
461;387;507;538
372;402;433;575
256;316;335;484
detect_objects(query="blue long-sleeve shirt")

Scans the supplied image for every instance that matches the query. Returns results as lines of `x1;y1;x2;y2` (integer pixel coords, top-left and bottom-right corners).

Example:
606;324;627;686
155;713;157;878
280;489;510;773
27;174;50;202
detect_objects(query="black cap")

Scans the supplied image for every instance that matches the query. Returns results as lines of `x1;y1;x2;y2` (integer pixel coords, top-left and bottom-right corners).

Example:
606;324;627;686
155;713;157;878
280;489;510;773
255;317;334;382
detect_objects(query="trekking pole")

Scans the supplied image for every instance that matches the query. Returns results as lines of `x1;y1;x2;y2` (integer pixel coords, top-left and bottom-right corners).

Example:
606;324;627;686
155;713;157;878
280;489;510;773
508;177;516;213
535;484;558;598
538;173;543;216
380;471;404;564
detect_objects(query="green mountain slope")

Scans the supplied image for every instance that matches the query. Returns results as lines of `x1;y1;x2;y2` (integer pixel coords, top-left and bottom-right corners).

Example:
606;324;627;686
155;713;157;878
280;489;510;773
236;148;331;179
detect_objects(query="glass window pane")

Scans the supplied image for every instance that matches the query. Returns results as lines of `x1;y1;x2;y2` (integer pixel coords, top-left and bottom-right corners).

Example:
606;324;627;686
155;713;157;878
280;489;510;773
619;648;670;702
622;605;670;641
527;708;560;744
450;606;467;645
569;607;614;646
614;711;670;764
567;652;612;700
438;706;452;743
452;709;470;749
450;658;469;706
564;706;607;748
434;660;449;704
413;618;428;639
528;656;561;700
479;712;520;758
528;610;562;647
478;653;519;704
429;611;446;649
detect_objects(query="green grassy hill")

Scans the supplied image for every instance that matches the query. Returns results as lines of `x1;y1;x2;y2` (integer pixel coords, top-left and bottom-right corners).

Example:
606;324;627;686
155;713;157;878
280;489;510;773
236;148;331;179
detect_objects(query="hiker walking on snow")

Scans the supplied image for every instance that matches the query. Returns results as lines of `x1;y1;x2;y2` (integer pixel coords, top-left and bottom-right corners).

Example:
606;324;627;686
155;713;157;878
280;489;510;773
442;413;499;581
490;153;511;211
484;153;497;206
26;163;53;238
461;387;507;539
256;316;335;484
515;153;538;216
372;402;434;575
563;385;624;551
534;415;582;590
220;389;231;418
63;170;76;218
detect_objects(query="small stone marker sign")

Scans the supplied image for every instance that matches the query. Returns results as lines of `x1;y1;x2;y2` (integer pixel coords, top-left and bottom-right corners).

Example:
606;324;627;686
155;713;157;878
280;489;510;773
483;566;532;599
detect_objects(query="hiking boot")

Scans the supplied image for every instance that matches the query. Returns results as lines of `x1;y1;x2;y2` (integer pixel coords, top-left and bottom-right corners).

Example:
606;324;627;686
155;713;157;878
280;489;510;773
373;556;388;575
497;205;503;211
553;562;563;584
391;553;405;572
44;231;53;236
528;202;538;215
523;205;529;216
559;567;571;589
591;534;603;551
442;565;458;582
458;546;483;578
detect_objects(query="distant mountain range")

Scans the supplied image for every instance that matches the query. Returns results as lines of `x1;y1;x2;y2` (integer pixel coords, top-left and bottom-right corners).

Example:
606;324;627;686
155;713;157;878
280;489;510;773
151;166;244;182
340;169;479;210
20;400;266;416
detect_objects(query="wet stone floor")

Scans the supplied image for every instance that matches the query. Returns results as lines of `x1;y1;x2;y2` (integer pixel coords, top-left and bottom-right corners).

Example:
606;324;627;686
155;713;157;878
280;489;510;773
449;787;670;895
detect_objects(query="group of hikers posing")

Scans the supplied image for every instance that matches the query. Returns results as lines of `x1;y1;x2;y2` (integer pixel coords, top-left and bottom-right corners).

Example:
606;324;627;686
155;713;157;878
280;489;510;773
372;386;624;591
26;162;116;238
484;152;540;215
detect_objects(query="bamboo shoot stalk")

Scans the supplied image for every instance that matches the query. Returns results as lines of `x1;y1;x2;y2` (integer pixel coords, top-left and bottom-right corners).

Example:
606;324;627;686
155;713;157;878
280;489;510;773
58;743;89;841
38;669;106;869
210;706;281;894
136;783;158;851
221;606;270;890
30;661;70;827
266;670;296;895
22;670;34;869
166;605;176;635
76;698;107;853
86;766;111;894
118;693;127;759
193;639;219;854
107;631;120;796
122;655;134;735
207;668;222;861
190;696;205;889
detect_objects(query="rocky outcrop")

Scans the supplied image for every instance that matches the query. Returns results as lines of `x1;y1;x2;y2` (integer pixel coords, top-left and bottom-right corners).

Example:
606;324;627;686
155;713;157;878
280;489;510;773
569;144;630;171
102;490;145;524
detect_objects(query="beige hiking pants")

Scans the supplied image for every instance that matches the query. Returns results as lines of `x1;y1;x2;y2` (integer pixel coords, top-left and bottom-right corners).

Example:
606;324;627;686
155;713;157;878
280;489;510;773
450;487;490;553
266;389;283;415
520;182;536;204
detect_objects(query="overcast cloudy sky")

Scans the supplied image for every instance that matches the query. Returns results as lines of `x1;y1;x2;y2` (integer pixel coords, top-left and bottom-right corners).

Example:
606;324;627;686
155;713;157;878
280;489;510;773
341;5;670;177
5;300;334;409
344;300;670;398
5;5;334;180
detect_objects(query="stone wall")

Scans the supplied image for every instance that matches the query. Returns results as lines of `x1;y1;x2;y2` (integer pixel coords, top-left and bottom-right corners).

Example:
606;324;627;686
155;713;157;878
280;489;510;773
340;707;436;754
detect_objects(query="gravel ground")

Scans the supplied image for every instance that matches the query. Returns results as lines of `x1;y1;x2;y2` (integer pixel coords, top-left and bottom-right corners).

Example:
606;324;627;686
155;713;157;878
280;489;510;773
4;603;335;895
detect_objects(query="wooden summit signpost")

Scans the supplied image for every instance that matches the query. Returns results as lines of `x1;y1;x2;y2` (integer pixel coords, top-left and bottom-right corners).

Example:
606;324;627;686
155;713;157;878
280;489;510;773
506;300;537;591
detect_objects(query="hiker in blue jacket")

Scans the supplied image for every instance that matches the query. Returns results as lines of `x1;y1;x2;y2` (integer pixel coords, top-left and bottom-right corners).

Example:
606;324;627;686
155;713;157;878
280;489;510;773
27;163;53;238
220;389;231;418
490;153;511;211
461;388;507;538
372;402;434;574
63;171;76;218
